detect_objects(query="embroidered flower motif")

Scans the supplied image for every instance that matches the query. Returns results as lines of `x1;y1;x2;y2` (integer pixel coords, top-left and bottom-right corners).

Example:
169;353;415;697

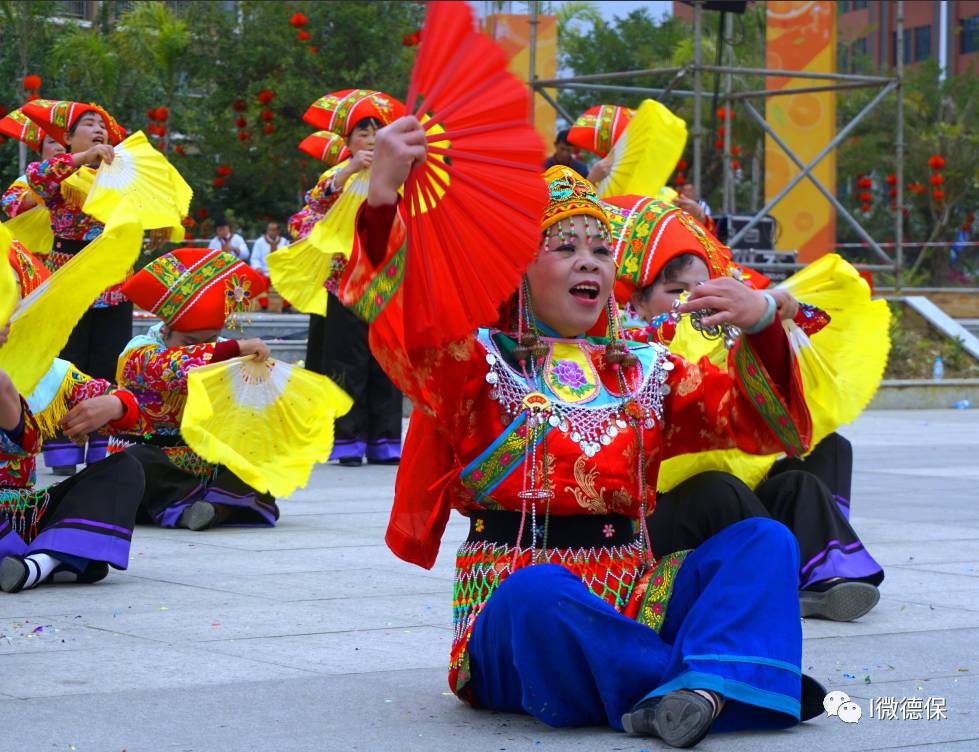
470;469;483;482
551;360;586;389
603;523;615;538
499;452;512;466
474;518;485;533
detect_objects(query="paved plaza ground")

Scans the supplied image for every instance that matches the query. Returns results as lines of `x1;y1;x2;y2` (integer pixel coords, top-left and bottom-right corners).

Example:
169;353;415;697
0;409;976;751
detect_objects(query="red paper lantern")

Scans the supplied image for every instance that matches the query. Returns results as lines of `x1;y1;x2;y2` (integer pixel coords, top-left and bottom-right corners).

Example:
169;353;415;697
216;165;232;177
930;173;945;186
675;173;686;184
885;173;897;185
713;139;724;150
858;191;872;203
676;159;688;172
297;29;310;42
289;11;308;28
730;159;741;170
257;89;275;105
888;188;897;197
174;144;186;156
861;203;871;212
716;106;734;120
857;177;873;190
154;106;169;122
732;145;742;156
308;45;317;54
402;30;421;47
717;126;726;138
213;177;225;188
263;123;275;134
232;99;247;113
237;131;251;142
927;154;945;170
22;74;41;91
235;116;247;129
196;207;209;220
181;216;196;228
260;109;274;122
932;189;944;201
963;223;972;232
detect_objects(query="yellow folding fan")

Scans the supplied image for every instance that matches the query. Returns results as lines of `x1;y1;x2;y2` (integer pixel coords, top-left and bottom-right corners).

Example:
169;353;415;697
268;165;371;315
64;130;192;241
595;99;688;199
181;356;353;498
3;205;54;257
658;253;891;492
0;225;20;327
0;200;143;395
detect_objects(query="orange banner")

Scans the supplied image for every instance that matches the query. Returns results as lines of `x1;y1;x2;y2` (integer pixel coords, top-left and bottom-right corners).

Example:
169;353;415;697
483;14;557;147
764;1;836;262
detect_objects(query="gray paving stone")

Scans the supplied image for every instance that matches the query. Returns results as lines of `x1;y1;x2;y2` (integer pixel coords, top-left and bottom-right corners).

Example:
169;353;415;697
0;409;975;751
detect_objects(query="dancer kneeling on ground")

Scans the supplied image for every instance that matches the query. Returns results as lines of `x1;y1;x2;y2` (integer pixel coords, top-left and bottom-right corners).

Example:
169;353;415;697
338;118;827;748
109;248;279;531
606;194;883;621
0;246;145;593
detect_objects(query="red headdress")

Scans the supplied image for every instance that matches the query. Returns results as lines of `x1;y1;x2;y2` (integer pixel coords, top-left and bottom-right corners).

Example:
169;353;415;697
567;104;634;158
604;194;734;306
302;89;405;137
22;100;127;147
122;248;267;332
0;103;57;153
298;130;351;165
8;240;50;298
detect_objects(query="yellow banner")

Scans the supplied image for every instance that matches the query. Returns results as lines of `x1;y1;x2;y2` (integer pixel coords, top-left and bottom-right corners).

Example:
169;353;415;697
764;2;836;262
483;14;557;147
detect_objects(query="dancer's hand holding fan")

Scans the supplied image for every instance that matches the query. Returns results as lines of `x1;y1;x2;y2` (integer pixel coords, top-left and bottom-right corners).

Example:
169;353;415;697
391;0;548;348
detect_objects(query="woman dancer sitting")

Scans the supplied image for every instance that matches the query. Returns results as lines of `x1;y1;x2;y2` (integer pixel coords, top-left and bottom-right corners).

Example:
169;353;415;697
605;194;883;621
111;248;277;531
338;118;825;747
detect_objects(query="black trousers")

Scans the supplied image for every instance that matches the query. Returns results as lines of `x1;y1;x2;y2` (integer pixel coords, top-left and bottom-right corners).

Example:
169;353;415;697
124;445;279;528
306;293;402;460
649;443;882;588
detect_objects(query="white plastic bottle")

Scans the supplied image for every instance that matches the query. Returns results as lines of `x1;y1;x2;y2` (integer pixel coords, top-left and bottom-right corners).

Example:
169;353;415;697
932;355;944;381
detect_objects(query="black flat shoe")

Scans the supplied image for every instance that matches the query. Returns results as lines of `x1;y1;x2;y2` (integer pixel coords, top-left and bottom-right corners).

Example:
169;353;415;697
78;561;110;584
338;456;364;467
52;465;77;477
800;580;879;621
801;674;828;722
0;557;30;593
622;690;719;748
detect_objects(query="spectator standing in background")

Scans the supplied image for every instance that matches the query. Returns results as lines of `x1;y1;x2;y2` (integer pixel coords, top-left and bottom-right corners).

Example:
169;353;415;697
208;219;250;262
543;129;589;178
249;220;285;277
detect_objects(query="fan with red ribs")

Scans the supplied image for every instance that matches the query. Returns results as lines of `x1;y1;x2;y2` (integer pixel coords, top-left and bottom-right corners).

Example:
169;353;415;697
400;0;547;347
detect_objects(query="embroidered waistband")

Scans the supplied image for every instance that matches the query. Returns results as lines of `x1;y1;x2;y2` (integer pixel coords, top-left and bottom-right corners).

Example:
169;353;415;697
467;510;638;549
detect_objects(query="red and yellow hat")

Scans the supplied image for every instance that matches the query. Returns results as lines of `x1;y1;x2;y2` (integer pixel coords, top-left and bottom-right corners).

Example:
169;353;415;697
0;102;58;153
302;89;405;137
567;104;634;158
8;240;50;298
122;248;267;332
298;130;350;165
604;194;733;305
541;165;610;234
22;100;127;147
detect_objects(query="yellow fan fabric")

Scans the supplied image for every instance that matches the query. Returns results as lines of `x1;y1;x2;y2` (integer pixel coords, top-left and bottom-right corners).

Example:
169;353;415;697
0;224;19;328
181;356;353;498
657;254;891;492
268;164;370;315
0;199;143;394
64;130;192;234
596;99;688;199
3;205;54;257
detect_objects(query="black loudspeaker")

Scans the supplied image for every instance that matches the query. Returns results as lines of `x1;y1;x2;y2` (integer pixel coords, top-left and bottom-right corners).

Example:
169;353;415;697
679;1;749;13
715;214;776;251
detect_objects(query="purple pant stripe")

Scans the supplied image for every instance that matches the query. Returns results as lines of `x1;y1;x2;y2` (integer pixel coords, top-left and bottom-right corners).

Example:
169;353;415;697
57;518;133;538
27;525;131;570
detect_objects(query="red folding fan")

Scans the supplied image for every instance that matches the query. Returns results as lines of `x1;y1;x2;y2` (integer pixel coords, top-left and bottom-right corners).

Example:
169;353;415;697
401;0;547;347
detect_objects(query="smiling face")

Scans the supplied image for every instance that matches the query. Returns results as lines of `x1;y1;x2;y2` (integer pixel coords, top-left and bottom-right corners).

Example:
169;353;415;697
40;134;65;160
525;215;615;338
631;254;710;320
65;111;108;153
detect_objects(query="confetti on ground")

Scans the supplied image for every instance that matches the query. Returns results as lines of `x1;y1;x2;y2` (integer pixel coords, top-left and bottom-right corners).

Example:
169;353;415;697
843;672;856;679
864;675;871;684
